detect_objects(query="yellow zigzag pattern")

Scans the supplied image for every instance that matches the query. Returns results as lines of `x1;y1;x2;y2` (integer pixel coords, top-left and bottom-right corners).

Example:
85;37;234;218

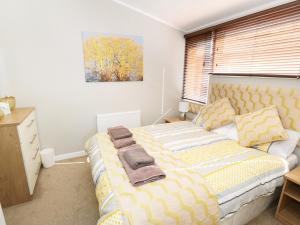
98;210;123;225
95;130;220;225
133;186;182;224
189;83;300;146
195;98;236;130
236;106;288;147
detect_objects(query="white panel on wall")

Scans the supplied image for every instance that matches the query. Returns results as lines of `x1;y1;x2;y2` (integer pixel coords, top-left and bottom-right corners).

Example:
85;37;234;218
97;110;141;132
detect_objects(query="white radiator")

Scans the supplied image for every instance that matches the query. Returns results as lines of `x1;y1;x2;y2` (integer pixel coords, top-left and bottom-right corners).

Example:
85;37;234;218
97;110;141;132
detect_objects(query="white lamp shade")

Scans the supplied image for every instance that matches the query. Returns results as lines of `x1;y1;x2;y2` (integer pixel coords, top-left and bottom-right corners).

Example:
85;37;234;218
179;101;189;113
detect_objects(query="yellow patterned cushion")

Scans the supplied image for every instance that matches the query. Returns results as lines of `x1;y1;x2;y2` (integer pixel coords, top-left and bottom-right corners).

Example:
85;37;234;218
195;98;236;130
235;105;288;147
253;142;272;152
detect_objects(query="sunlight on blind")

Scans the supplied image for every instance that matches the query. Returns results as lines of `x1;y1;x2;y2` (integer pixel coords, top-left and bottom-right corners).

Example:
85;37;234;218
182;32;213;103
183;1;300;105
214;2;300;76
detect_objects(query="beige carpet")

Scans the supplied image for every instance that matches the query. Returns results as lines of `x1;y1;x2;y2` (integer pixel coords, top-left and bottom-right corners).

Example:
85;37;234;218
247;204;282;225
3;157;99;225
3;157;282;225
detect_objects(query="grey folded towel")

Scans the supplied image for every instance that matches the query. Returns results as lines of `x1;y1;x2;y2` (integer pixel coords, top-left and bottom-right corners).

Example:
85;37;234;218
108;126;132;140
123;147;155;169
118;150;166;186
112;137;136;149
119;144;141;152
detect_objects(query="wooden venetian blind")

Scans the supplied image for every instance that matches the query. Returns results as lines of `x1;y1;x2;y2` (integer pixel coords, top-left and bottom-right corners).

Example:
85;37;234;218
182;32;213;103
213;2;300;77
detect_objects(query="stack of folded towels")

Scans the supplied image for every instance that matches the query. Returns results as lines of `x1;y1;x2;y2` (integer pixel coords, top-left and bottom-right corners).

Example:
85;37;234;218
108;126;166;186
108;125;136;149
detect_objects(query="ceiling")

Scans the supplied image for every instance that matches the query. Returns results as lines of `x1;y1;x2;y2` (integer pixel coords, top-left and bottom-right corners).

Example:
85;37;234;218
111;0;294;33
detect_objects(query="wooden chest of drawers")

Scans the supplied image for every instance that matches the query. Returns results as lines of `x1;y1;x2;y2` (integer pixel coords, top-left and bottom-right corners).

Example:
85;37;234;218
0;108;41;207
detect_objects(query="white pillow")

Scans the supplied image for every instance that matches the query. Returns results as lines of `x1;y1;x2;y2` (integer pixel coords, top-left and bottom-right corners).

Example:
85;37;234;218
212;124;300;159
268;129;300;159
211;123;238;141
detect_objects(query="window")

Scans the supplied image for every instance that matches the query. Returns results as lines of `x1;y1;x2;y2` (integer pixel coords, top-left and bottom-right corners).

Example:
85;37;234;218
182;32;213;103
214;2;300;76
183;1;300;103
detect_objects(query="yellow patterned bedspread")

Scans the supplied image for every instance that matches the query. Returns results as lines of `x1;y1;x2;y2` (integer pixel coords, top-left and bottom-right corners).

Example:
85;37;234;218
85;122;288;225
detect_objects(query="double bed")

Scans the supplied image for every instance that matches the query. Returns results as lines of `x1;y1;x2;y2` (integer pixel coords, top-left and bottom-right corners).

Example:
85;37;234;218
85;83;300;225
85;121;298;225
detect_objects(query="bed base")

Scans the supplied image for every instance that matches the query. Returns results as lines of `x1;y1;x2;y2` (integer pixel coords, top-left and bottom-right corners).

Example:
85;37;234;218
221;188;280;225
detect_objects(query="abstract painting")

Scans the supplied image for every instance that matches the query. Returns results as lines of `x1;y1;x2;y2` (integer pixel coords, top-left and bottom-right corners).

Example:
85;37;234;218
82;32;143;82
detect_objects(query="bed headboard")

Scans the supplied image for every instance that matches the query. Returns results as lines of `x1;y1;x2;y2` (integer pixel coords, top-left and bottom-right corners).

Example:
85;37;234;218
189;83;300;146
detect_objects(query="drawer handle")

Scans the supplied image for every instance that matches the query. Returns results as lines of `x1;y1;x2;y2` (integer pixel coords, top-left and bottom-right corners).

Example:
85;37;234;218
27;119;35;128
30;134;37;144
32;146;40;160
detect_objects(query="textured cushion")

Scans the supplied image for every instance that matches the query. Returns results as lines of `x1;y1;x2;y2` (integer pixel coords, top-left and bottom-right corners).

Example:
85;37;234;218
195;98;236;130
235;105;288;147
254;129;300;158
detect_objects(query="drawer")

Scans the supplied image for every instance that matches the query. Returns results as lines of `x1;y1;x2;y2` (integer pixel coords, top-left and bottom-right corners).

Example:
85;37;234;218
17;110;41;195
18;111;40;162
27;153;41;195
20;132;40;163
22;145;41;195
18;111;38;146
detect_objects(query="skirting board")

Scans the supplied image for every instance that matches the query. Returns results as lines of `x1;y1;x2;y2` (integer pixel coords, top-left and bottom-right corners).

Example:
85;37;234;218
55;150;87;162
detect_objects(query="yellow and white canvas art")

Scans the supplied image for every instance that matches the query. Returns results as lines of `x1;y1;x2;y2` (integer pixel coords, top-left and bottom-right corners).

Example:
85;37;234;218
82;32;143;82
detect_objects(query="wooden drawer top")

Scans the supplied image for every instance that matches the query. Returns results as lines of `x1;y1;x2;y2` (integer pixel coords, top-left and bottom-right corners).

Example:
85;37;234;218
285;166;300;185
0;107;35;127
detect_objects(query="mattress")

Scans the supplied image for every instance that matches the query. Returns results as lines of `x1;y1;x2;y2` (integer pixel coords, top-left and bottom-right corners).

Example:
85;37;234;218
220;155;297;225
220;153;297;220
146;122;292;219
85;121;295;224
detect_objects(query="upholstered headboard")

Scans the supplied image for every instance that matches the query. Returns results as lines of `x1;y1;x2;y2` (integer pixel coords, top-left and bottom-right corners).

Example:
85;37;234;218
189;83;300;146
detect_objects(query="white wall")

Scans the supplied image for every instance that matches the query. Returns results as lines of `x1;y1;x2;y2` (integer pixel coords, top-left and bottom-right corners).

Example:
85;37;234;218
0;49;10;96
0;0;185;155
